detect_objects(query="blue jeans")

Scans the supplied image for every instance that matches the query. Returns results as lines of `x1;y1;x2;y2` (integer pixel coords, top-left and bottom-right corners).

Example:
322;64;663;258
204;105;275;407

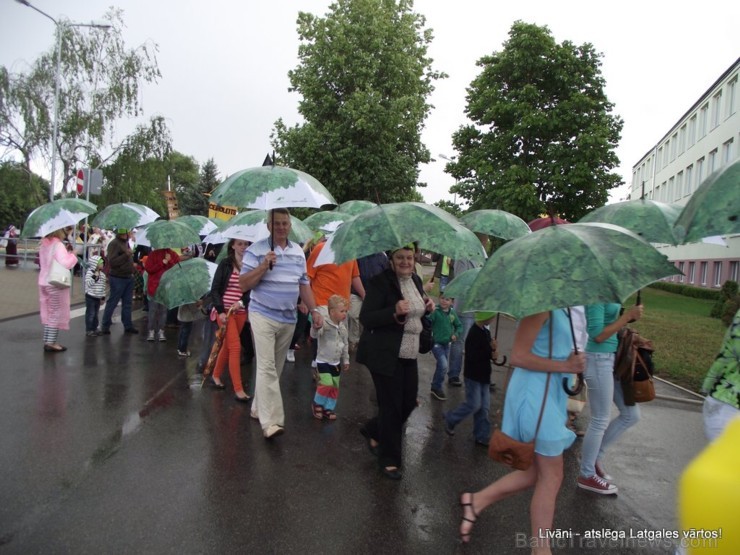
431;342;451;390
448;314;475;380
439;274;450;293
85;294;101;332
445;378;491;443
101;275;134;331
178;321;193;352
580;352;641;477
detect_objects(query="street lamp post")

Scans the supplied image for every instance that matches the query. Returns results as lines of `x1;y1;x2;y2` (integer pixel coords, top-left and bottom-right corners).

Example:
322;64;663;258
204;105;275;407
15;0;110;202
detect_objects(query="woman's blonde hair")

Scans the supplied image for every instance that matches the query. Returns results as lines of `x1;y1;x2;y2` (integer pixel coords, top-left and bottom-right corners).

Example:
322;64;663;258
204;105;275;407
327;294;347;312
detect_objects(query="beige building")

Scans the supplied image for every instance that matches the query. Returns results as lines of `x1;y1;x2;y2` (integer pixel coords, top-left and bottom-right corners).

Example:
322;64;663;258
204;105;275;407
630;57;739;289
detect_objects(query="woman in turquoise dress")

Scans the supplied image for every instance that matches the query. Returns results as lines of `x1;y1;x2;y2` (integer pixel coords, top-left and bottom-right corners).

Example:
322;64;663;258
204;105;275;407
458;309;586;552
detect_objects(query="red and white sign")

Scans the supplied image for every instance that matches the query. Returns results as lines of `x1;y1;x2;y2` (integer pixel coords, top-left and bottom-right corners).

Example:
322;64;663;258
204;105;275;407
76;170;85;195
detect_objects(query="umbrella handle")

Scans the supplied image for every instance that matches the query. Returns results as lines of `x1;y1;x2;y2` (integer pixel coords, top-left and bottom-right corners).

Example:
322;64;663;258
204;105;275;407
562;374;584;396
493;354;508;367
492;314;507;366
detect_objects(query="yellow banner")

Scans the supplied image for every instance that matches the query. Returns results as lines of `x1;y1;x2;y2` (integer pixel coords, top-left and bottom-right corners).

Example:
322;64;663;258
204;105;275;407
208;202;238;222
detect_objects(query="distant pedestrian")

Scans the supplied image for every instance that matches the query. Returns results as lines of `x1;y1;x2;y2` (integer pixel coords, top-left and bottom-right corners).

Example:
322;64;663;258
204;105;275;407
311;295;350;421
428;293;463;401
38;227;79;352
100;228;139;335
143;248;180;342
443;312;497;445
3;225;19;267
84;254;107;336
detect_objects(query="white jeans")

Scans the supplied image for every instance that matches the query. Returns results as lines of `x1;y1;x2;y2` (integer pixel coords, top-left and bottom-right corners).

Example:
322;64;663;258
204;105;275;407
348;293;363;345
249;311;295;432
703;395;740;442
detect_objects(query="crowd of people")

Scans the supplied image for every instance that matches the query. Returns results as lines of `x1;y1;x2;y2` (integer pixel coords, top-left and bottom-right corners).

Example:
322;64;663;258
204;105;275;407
12;208;735;554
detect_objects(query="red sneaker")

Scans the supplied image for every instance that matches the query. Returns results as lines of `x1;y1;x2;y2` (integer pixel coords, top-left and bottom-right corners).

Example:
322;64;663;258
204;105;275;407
577;474;618;495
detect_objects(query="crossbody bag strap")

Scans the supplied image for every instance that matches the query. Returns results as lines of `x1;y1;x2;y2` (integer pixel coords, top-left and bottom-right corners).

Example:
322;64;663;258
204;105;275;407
532;312;554;440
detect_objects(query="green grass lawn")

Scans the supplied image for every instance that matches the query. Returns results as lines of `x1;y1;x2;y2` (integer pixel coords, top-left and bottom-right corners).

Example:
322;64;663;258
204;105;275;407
622;287;726;393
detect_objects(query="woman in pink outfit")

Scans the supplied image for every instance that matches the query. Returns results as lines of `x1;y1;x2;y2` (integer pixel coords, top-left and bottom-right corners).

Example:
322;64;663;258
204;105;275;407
38;227;79;352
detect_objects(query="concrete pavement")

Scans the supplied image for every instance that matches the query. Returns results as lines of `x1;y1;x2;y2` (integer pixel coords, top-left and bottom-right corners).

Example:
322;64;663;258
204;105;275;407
0;263;708;554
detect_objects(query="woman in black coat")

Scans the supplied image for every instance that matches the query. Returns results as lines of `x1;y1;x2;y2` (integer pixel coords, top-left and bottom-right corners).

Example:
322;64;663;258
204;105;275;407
356;245;434;480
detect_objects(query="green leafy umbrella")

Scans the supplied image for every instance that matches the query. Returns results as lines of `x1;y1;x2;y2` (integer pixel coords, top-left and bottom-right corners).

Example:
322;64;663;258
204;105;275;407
302;211;353;233
460;209;531;241
220;210;313;244
135;220;201;249
175;215;219;236
208;166;337;210
20;198;97;238
91;202;160;231
153;258;217;309
463;223;681;319
674;159;740;243
336;200;376;216
579;199;681;245
314;202;487;266
443;267;481;300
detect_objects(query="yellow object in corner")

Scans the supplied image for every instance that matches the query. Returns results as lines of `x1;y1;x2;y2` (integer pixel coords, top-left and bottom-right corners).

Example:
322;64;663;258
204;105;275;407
679;417;740;554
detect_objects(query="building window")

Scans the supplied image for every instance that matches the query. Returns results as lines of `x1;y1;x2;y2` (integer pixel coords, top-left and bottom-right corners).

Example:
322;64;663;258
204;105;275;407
688;115;697;147
727;76;737;118
711;91;722;129
730;261;739;282
699;103;709;138
671;132;678;161
696;157;705;185
700;262;708;285
688;262;696;283
685;164;693;196
678;261;685;282
679;124;687;155
713;262;723;287
657;146;664;169
668;176;675;201
723;138;734;164
708;149;718;173
676;172;684;200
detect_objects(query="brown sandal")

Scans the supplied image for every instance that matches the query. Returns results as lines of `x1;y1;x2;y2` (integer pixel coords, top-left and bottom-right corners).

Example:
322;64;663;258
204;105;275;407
312;403;324;420
459;492;478;543
323;410;337;421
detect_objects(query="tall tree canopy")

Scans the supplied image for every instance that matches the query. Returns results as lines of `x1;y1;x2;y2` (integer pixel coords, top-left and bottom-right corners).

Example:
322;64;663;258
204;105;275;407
271;0;445;204
0;8;161;197
178;158;220;216
448;22;623;222
0;162;47;229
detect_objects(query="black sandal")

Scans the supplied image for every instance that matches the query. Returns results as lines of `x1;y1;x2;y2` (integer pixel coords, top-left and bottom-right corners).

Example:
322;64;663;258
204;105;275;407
459;492;478;543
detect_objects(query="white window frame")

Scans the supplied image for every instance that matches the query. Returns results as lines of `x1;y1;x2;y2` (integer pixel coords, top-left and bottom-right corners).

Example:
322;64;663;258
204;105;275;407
726;76;737;118
688;262;696;283
730;261;739;283
723;138;734;164
699;103;709;139
700;261;708;285
678;261;685;282
711;91;722;129
713;262;723;287
688;115;697;147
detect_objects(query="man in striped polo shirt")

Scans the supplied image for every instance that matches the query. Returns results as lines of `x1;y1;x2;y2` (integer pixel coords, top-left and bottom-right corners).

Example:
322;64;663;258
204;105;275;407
240;208;324;439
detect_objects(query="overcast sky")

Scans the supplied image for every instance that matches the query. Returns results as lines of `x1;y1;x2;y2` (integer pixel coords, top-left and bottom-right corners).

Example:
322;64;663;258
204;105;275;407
1;0;737;207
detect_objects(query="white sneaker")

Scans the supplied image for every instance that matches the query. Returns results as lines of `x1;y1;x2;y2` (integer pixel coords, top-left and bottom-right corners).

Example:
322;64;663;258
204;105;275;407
158;330;167;342
147;330;155;342
286;349;295;362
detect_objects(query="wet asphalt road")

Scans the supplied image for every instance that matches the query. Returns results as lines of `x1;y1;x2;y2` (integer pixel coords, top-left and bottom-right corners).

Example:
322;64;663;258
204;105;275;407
0;268;707;554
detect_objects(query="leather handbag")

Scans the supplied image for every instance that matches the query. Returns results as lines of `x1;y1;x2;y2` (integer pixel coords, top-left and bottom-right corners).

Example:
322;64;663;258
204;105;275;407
488;313;553;471
48;245;72;288
632;350;656;402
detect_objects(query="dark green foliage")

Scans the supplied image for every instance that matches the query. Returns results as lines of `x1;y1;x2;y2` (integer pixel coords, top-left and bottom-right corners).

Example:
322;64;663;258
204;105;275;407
0;162;48;229
710;280;739;325
648;281;721;301
271;0;446;204
448;22;623;222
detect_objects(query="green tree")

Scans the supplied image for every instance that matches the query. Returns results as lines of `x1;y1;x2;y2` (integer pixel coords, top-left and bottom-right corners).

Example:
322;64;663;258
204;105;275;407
448;21;623;222
178;158;220;216
271;0;445;204
0;162;47;229
0;8;161;197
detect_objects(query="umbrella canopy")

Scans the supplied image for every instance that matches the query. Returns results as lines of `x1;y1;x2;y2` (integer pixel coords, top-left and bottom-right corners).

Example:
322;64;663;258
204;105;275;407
463;223;681;319
175;215;219;236
528;216;569;231
220;210;313;244
336;200;376;216
314;202;487;267
302;211;353;233
208;166;337;210
442;267;481;300
578;199;681;245
20;198;97;239
92;202;160;231
674;159;740;243
135;220;201;249
153;258;217;309
460;209;531;241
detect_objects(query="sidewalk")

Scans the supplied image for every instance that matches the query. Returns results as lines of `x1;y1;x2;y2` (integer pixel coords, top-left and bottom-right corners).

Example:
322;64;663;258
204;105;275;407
0;261;86;321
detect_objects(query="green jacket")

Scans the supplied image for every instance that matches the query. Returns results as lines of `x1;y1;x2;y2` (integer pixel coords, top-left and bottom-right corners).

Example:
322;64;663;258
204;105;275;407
429;305;462;345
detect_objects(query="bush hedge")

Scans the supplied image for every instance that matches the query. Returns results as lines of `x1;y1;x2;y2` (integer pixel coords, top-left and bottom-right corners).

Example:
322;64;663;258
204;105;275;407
648;281;721;300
